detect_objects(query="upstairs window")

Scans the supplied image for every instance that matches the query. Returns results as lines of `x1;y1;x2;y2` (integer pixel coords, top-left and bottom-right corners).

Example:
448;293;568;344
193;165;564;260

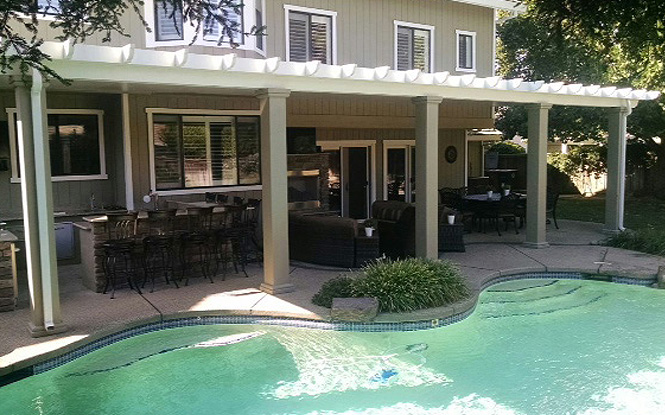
36;0;61;15
203;0;244;44
456;30;476;72
154;0;184;41
286;5;336;64
394;22;434;72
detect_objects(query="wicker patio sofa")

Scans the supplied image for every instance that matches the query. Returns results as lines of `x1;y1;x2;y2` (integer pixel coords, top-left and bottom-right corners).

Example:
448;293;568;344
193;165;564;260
288;212;379;268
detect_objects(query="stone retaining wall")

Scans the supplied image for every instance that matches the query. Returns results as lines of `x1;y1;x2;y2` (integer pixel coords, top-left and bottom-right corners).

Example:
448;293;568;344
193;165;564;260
0;242;16;312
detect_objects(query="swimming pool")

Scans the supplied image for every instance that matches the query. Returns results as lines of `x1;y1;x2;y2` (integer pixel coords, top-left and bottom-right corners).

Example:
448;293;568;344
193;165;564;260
2;278;665;414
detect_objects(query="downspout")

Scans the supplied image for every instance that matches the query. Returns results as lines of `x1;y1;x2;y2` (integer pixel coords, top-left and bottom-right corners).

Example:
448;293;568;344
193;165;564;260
31;71;55;330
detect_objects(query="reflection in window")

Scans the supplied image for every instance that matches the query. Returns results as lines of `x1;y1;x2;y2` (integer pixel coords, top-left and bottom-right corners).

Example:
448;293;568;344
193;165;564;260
386;148;406;201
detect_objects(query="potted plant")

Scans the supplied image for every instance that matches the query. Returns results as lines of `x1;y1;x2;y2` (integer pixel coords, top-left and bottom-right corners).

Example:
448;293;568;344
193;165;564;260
485;185;494;199
363;218;378;237
502;184;511;196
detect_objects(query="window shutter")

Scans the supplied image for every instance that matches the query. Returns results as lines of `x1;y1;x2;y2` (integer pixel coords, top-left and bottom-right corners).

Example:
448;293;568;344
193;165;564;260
396;27;412;71
209;120;237;185
37;0;60;14
412;29;430;72
204;2;243;44
155;0;184;41
153;115;183;190
310;15;331;64
289;12;309;62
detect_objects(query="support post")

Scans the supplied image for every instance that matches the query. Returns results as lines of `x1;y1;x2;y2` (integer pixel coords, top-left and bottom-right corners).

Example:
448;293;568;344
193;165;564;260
121;93;135;211
524;103;551;249
256;89;294;294
604;106;630;234
13;72;66;336
413;96;443;259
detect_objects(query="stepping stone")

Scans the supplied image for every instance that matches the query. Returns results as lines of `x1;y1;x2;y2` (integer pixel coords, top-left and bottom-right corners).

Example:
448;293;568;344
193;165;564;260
331;297;379;322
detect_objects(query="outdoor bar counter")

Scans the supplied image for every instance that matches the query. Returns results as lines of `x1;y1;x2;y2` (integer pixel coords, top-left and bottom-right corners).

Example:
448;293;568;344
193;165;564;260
76;203;231;293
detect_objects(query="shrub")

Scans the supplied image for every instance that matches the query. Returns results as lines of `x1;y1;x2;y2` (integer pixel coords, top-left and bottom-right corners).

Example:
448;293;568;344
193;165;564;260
604;229;665;256
486;141;525;154
353;258;468;312
311;258;469;313
311;276;355;308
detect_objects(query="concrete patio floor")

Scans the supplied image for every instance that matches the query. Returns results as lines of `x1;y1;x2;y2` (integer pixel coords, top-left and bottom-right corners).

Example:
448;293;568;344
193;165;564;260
2;219;664;374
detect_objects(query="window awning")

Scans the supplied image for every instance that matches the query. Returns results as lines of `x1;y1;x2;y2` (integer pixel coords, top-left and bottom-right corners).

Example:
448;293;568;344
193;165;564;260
37;41;660;108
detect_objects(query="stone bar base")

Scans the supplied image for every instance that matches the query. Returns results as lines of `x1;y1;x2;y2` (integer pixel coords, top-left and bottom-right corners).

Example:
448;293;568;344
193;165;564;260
0;238;18;312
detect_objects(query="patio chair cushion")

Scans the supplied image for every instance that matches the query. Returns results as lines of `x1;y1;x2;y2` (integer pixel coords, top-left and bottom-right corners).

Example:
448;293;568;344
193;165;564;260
371;201;415;259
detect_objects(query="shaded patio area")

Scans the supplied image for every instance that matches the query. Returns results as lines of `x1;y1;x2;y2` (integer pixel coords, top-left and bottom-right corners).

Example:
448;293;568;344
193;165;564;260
2;219;664;375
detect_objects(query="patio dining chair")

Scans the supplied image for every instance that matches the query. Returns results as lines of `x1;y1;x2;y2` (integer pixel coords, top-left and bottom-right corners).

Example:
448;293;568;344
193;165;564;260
546;191;560;229
179;207;215;285
142;209;179;292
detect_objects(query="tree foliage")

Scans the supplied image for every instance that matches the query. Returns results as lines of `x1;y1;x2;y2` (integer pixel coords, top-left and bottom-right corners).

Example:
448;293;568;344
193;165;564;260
0;0;262;81
499;0;665;190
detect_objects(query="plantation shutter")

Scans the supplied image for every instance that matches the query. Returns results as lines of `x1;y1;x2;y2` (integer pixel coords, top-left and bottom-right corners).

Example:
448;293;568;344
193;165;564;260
155;0;184;41
203;2;243;44
396;27;412;71
209;120;238;185
153;115;183;190
310;15;332;64
412;29;430;72
289;12;309;62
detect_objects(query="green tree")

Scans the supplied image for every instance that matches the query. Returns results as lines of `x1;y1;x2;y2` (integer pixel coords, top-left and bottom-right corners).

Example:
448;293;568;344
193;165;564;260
0;0;263;81
498;0;665;191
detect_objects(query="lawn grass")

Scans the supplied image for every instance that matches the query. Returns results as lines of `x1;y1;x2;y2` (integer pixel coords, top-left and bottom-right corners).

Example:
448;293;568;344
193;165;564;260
557;194;665;256
557;195;665;232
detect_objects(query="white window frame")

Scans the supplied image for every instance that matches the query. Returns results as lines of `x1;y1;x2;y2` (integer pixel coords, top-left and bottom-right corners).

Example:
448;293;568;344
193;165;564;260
7;108;107;182
284;4;337;64
393;20;435;73
383;140;416;203
456;29;477;73
146;108;263;196
144;0;265;55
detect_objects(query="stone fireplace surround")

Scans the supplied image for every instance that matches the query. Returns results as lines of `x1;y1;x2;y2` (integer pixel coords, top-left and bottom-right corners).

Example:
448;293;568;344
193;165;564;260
287;153;330;211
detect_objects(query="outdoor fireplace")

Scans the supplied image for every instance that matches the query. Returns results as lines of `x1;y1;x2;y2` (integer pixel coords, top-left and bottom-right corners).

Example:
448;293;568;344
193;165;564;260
288;169;321;210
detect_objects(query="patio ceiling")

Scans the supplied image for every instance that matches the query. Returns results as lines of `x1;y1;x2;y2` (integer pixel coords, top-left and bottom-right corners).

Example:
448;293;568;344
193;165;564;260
15;41;658;108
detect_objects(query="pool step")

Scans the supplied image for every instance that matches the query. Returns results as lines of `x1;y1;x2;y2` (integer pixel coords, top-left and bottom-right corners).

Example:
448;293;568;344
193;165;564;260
479;279;607;319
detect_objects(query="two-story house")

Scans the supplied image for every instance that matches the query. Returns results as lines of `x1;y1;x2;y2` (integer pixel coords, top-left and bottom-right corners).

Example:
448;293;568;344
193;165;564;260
0;0;656;334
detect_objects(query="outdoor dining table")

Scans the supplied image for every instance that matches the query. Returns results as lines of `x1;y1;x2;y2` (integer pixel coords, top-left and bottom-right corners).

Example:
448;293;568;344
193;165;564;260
463;192;526;233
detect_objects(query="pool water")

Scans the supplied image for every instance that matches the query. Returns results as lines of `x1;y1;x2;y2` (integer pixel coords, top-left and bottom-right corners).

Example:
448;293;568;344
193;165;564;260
2;279;665;415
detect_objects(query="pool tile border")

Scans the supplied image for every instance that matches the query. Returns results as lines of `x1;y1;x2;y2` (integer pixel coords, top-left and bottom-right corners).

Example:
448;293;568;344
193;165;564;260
1;271;657;386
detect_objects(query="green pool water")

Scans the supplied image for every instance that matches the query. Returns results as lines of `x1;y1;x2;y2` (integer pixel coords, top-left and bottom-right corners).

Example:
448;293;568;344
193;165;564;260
2;279;665;415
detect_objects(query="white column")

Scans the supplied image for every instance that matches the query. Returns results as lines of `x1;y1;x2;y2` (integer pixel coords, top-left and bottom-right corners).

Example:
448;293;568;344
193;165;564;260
524;103;551;249
121;93;135;211
257;89;294;294
604;107;630;233
413;96;443;259
13;73;66;337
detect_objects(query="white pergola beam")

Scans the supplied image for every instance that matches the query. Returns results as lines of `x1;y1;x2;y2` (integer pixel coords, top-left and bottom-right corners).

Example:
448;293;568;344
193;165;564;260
38;42;659;109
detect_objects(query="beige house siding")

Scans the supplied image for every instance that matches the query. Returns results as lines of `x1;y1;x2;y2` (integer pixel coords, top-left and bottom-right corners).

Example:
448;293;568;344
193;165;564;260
288;95;493;129
18;0;495;72
438;129;467;188
0;92;124;218
268;0;494;75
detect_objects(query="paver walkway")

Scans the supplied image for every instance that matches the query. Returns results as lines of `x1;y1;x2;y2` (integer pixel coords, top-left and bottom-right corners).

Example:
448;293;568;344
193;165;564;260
1;219;664;374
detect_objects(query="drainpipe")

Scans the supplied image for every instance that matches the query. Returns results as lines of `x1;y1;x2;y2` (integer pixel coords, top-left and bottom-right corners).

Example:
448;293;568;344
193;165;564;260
31;70;57;331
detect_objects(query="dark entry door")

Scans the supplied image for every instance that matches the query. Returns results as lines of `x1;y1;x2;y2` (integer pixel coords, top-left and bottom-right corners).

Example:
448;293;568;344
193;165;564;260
345;147;369;219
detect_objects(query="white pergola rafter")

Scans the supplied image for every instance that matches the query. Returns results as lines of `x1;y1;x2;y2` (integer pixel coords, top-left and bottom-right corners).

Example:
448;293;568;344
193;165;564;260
38;41;660;108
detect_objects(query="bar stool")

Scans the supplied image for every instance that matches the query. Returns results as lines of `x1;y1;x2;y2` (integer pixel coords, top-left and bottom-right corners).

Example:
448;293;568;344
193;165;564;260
213;204;249;279
142;209;179;292
102;212;141;299
179;207;214;285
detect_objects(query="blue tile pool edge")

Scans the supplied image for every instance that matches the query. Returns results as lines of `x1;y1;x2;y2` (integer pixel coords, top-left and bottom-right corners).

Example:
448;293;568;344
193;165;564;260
1;271;656;386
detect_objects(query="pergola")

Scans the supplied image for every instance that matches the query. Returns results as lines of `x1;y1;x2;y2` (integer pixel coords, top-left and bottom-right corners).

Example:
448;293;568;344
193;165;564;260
6;41;660;336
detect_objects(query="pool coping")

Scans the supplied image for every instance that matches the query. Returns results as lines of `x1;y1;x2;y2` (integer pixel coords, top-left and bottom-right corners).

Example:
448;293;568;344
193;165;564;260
0;270;657;386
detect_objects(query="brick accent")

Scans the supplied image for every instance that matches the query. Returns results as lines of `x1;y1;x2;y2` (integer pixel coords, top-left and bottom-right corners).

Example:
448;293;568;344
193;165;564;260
0;242;16;312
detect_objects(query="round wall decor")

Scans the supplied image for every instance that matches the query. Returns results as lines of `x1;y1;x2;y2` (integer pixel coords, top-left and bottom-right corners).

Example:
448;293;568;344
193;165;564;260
445;145;458;163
